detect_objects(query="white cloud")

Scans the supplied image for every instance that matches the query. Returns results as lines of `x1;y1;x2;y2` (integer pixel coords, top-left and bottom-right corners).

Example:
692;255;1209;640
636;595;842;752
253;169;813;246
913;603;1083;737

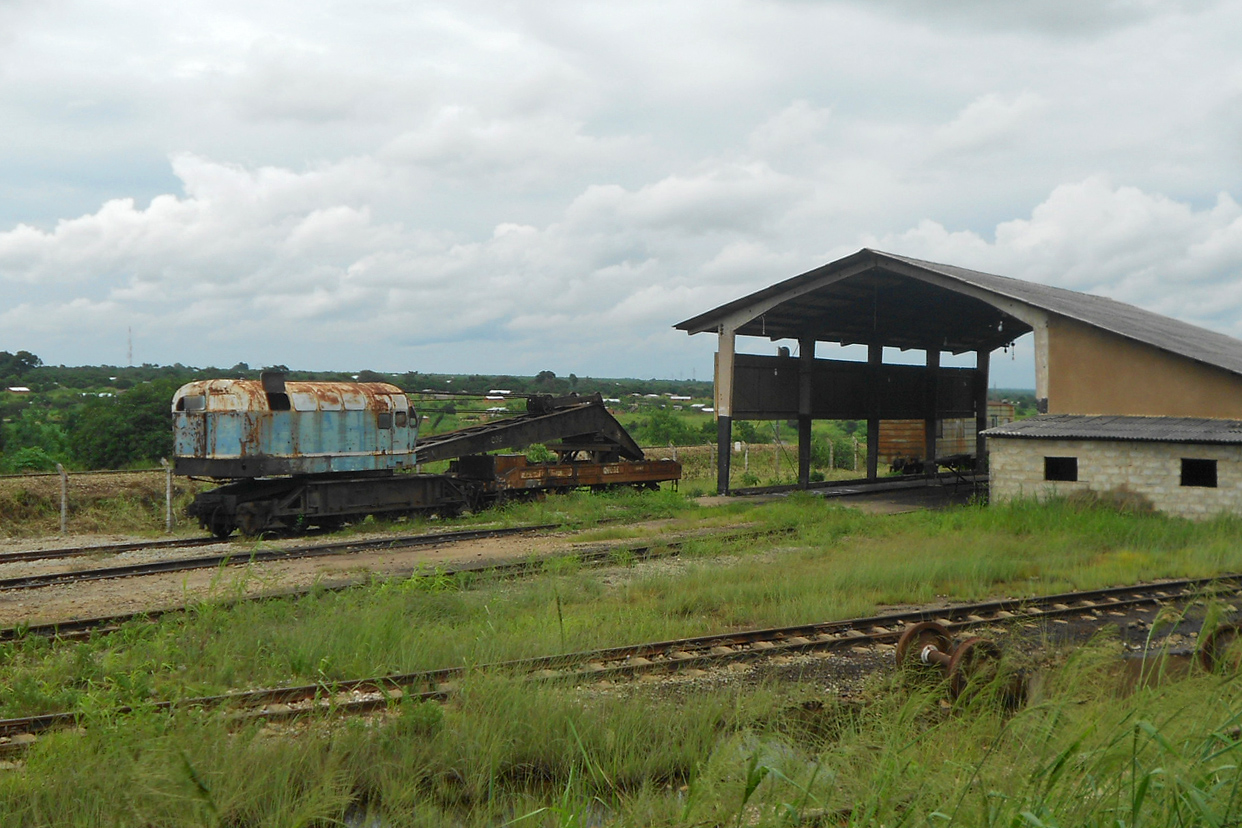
868;176;1242;338
1;0;1242;381
929;92;1046;155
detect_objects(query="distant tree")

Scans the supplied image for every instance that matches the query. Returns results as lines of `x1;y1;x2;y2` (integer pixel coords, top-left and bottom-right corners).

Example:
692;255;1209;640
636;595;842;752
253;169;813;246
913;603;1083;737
4;447;58;473
734;421;759;443
0;350;42;382
356;370;387;383
263;364;290;374
69;380;179;469
229;362;250;374
630;408;702;446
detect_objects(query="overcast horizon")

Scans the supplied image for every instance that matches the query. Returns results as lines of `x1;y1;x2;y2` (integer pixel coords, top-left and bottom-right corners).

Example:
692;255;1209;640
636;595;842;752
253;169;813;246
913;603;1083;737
2;0;1241;389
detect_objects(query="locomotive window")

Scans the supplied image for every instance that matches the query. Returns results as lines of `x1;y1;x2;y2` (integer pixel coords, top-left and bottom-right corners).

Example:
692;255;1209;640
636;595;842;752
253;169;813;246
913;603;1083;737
290;391;319;411
377;412;393;430
179;395;206;412
267;392;291;411
394;411;408;428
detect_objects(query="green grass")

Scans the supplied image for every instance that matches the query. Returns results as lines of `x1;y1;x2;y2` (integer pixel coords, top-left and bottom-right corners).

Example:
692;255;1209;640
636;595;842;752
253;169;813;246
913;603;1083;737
6;494;1242;824
4;496;1242;721
5;647;1242;826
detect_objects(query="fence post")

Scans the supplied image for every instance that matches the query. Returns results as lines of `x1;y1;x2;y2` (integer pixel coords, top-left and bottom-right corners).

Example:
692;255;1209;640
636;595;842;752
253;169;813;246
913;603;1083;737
852;438;859;471
56;463;68;535
828;440;834;471
160;458;173;533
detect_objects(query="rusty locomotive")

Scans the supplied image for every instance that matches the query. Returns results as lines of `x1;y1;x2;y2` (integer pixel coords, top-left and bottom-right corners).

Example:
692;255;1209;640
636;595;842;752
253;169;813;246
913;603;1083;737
172;371;680;537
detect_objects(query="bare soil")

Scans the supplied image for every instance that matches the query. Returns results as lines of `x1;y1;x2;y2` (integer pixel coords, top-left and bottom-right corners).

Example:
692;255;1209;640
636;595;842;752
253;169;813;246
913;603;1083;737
0;521;748;627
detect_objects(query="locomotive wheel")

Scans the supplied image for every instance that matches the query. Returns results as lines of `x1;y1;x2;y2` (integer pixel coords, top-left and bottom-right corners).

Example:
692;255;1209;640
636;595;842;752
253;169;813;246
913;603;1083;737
947;637;1002;700
207;506;235;539
1198;623;1242;673
895;622;953;669
235;503;271;537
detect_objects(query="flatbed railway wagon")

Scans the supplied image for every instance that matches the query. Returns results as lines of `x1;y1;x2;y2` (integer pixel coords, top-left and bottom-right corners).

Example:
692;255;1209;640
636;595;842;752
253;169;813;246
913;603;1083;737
173;372;680;536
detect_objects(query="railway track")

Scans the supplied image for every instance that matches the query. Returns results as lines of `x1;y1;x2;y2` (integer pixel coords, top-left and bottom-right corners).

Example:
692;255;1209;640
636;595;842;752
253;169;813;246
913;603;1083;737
2;571;1237;750
0;535;225;565
0;525;784;641
0;523;564;592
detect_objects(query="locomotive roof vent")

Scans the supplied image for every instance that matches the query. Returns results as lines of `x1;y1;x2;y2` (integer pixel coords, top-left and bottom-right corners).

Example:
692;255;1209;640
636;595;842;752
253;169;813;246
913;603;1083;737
260;370;291;411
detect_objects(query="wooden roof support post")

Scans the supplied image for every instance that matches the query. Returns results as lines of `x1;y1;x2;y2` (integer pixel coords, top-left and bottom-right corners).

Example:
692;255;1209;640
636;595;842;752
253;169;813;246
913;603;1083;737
975;348;990;473
715;328;736;495
867;342;882;480
798;337;816;489
924;348;940;480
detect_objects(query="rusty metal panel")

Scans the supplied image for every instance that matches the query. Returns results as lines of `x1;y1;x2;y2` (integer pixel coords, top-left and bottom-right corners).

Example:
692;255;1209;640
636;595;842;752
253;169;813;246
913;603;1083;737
172;379;418;478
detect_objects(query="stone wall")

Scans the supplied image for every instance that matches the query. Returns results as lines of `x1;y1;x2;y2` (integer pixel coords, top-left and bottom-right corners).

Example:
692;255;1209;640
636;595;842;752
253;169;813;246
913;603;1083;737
987;437;1242;519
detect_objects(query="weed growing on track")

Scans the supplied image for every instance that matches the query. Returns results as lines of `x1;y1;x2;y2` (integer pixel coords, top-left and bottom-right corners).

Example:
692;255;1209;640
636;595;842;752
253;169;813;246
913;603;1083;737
5;651;1242;826
4;496;1242;722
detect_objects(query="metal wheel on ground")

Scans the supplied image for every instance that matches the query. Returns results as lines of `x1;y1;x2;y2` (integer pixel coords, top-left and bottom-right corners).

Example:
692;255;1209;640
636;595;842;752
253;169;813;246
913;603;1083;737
895;622;953;669
1198;623;1242;673
947;637;1002;700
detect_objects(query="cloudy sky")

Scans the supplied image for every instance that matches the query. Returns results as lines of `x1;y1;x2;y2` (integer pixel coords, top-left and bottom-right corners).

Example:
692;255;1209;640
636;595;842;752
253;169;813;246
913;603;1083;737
1;0;1240;386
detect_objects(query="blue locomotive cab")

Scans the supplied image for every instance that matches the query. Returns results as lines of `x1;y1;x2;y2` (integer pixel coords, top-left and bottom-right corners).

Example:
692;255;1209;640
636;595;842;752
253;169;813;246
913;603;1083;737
172;372;417;479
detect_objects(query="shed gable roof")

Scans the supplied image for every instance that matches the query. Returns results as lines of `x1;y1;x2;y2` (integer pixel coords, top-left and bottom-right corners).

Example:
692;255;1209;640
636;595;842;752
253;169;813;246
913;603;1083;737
675;249;1242;377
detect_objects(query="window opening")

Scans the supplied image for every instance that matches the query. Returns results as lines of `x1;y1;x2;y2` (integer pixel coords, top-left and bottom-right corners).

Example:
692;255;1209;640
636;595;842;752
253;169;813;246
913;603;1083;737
394;411;408;428
1181;458;1217;488
377;412;393;430
1044;456;1078;482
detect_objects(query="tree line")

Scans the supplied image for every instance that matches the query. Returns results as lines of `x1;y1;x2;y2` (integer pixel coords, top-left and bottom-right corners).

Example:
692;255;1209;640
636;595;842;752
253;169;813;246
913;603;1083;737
0;356;716;473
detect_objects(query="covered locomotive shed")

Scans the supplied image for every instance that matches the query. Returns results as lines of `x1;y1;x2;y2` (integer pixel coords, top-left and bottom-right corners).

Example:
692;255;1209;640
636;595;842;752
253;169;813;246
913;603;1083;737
675;248;1242;495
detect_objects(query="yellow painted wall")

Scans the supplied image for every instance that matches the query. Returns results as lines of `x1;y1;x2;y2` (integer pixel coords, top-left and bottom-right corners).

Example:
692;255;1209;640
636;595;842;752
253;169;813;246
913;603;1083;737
1047;317;1242;417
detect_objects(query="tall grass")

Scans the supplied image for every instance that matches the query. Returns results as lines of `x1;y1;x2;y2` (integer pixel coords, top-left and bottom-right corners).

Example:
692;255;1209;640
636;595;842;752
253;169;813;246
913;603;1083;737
4;497;1242;722
4;651;1242;826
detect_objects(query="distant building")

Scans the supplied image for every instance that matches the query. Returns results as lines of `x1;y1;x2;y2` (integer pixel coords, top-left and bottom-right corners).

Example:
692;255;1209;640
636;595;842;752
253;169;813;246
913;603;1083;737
986;415;1242;519
5;386;31;394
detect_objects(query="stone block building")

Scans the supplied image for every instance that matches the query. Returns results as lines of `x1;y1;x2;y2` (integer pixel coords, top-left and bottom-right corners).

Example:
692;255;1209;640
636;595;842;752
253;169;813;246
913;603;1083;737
986;415;1242;519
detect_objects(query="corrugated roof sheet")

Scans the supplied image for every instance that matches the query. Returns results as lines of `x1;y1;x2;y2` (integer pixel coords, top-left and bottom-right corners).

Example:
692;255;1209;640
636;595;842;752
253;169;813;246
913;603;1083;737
675;249;1242;377
983;414;1242;444
880;252;1242;377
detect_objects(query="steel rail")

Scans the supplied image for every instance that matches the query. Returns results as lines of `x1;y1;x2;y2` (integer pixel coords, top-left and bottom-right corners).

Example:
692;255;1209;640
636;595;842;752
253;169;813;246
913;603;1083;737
0;536;225;565
0;526;782;642
2;571;1237;743
0;524;565;592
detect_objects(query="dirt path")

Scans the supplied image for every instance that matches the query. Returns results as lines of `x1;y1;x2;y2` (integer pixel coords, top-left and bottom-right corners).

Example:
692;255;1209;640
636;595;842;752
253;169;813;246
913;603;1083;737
0;520;745;627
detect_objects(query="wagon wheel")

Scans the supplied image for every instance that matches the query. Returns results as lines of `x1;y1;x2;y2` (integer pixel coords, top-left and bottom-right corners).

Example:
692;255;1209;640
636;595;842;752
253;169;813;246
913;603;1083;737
1199;623;1242;673
895;622;953;669
947;637;1002;700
